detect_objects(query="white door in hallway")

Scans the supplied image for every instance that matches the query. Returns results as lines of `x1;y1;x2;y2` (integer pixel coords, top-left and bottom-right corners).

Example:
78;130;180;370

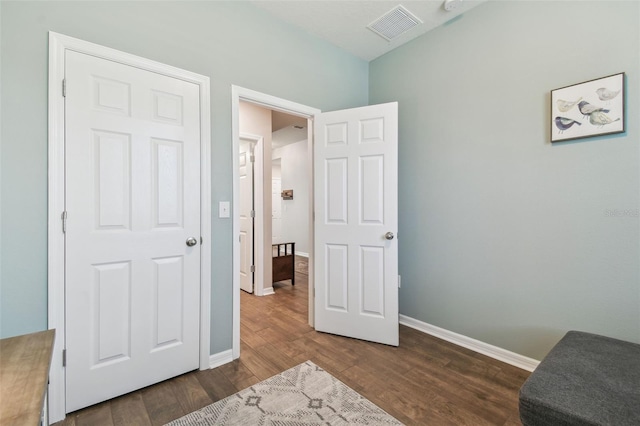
65;50;202;412
239;139;255;293
314;102;399;346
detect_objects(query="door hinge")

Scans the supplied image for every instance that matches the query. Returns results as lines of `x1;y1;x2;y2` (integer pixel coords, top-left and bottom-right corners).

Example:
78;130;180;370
62;349;66;367
62;79;66;97
250;155;255;163
250;210;255;218
200;236;203;245
61;211;68;234
250;265;255;273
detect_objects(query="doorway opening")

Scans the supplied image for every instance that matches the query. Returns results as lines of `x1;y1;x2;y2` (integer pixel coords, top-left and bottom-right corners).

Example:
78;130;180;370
238;103;311;296
237;104;312;332
232;87;400;360
231;86;320;359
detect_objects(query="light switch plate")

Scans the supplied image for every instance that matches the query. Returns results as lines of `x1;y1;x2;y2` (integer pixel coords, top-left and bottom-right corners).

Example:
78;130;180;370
219;201;230;218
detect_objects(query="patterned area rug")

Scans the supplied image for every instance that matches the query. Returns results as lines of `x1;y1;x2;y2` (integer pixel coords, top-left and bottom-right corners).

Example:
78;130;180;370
166;361;403;425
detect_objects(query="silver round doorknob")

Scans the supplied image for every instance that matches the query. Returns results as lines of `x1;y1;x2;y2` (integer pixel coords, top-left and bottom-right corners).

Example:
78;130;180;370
384;232;394;240
186;237;198;247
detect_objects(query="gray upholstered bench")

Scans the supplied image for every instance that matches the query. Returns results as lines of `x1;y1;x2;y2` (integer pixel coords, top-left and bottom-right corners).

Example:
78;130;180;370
519;331;640;425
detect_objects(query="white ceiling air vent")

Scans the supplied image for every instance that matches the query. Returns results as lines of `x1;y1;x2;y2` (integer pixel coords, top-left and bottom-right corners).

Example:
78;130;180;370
367;5;423;41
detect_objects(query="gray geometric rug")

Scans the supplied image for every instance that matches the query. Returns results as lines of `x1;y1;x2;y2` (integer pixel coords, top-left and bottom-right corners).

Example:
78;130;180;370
165;360;403;425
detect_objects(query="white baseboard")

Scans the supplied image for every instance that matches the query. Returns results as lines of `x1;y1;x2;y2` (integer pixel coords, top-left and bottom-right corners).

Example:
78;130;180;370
399;315;539;372
261;287;275;296
295;251;309;258
209;349;234;369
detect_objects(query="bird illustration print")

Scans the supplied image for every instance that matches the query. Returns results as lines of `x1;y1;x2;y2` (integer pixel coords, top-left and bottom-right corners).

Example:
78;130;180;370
550;74;624;142
577;101;609;119
555;116;582;133
556;97;582;112
589;111;620;128
596;87;621;102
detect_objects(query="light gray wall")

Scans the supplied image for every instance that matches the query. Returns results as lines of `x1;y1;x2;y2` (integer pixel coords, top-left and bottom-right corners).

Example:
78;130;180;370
272;140;310;254
370;1;640;359
0;1;368;354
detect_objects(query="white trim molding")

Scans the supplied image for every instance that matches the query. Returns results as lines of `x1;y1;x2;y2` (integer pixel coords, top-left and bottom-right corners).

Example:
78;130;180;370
47;31;67;425
261;287;275;296
209;350;234;369
47;32;212;423
399;315;540;372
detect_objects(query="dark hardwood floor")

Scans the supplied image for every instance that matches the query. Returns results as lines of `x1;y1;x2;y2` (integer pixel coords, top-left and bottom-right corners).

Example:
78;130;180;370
57;257;529;425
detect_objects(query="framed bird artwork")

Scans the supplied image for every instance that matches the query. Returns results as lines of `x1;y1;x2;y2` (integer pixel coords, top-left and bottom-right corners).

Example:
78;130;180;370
551;72;625;142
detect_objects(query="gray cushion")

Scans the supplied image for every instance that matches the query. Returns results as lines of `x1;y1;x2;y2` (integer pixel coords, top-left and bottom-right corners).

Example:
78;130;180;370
519;331;640;426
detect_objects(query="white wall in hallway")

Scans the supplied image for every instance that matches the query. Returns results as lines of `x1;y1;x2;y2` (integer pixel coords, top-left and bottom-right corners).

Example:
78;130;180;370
272;139;309;255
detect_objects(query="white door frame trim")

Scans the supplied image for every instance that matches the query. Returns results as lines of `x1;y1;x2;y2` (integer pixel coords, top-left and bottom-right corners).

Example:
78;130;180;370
47;32;212;423
231;86;319;359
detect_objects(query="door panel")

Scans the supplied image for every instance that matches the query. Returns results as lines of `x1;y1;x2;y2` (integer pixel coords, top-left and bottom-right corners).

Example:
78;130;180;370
152;139;184;227
326;159;348;223
93;261;131;364
152;256;185;349
65;50;201;412
239;140;255;293
314;102;398;346
94;131;131;228
326;244;348;310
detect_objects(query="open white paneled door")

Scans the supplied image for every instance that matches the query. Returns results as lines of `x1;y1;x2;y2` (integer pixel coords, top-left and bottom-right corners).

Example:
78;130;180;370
314;102;399;346
239;138;256;293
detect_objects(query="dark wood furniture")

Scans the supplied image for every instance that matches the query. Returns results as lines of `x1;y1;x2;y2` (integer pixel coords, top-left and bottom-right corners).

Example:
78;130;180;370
272;242;295;286
0;329;56;426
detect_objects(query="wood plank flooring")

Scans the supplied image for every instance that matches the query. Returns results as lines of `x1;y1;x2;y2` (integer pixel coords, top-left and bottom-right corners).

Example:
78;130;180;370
56;257;529;425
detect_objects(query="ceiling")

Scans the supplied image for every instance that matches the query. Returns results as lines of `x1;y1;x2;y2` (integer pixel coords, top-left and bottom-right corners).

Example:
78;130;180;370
250;0;487;61
272;124;308;149
259;1;489;147
272;111;307;148
272;110;306;132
